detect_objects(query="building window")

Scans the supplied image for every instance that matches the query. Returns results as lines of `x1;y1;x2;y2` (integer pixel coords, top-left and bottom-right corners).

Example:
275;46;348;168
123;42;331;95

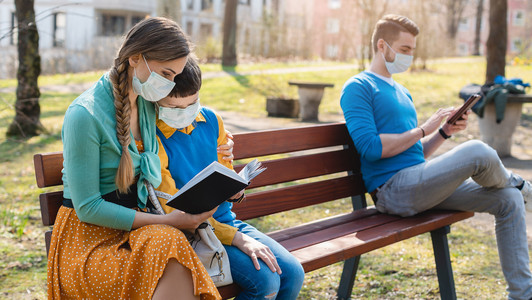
327;18;340;34
99;13;145;36
328;0;341;9
326;44;338;58
186;21;194;36
458;18;469;31
131;16;145;27
53;12;66;47
201;0;213;10
458;43;468;56
186;0;194;10
101;14;126;36
513;10;525;26
512;38;522;52
10;12;17;45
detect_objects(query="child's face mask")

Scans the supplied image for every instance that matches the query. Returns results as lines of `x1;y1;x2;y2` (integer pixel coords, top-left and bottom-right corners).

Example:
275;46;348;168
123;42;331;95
159;100;201;129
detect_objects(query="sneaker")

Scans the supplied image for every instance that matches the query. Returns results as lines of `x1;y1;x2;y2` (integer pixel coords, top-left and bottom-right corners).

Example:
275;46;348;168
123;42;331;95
519;180;532;212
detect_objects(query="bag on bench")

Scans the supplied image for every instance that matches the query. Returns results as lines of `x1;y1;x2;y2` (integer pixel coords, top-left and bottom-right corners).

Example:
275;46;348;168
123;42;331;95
145;180;233;287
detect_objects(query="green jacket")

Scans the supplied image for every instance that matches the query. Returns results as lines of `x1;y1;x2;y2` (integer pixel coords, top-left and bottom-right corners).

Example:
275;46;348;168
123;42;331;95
61;73;161;231
474;83;525;123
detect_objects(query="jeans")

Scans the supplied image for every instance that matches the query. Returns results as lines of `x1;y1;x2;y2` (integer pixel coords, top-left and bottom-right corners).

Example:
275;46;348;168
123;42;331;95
375;140;532;300
223;220;305;300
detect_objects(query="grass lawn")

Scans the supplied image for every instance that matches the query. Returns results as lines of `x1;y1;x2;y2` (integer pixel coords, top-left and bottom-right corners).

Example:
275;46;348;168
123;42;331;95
1;57;531;299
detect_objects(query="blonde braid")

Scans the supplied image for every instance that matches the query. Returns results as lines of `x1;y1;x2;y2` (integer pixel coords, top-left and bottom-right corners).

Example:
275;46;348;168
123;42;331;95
109;59;134;193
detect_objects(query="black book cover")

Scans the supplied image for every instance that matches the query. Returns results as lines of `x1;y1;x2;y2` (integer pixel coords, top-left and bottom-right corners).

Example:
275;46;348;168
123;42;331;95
165;173;248;214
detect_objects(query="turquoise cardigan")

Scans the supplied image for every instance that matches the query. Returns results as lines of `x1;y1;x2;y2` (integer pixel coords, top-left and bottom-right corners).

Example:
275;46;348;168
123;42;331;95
61;73;161;231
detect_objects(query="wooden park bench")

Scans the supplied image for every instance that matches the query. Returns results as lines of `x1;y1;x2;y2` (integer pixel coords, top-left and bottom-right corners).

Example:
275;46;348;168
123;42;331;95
34;122;473;299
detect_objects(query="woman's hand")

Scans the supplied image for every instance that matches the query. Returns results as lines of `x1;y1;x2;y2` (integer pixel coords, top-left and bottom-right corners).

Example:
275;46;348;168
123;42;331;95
164;207;217;232
218;130;234;162
419;108;454;136
232;232;282;274
441;109;470;136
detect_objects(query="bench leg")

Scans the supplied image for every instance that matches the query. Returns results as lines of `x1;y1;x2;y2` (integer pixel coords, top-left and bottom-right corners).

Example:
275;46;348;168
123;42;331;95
337;256;360;300
430;226;457;300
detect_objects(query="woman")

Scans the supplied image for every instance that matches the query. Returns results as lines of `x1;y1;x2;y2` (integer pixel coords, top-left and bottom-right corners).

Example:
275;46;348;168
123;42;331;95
48;17;226;300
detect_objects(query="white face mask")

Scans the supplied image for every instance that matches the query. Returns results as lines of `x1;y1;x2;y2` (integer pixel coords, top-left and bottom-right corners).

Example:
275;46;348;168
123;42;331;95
382;41;413;74
159;100;201;129
132;55;176;102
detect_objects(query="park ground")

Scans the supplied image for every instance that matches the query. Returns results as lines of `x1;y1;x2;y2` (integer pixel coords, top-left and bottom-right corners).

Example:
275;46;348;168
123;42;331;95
1;57;532;299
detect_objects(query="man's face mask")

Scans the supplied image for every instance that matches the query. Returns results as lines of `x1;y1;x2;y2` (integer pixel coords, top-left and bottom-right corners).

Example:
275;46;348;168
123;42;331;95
382;41;413;74
132;55;176;102
158;100;201;129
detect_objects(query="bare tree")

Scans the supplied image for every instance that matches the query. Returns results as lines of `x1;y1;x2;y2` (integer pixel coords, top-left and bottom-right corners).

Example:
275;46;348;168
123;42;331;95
222;0;238;67
7;0;43;138
445;0;469;40
354;0;390;71
485;0;507;83
473;0;484;55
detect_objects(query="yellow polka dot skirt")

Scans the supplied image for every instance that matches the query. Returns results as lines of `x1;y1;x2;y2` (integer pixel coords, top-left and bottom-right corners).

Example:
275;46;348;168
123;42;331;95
47;206;221;299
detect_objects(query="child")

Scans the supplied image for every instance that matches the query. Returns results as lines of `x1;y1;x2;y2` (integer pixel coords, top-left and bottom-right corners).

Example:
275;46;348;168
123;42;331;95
155;57;305;299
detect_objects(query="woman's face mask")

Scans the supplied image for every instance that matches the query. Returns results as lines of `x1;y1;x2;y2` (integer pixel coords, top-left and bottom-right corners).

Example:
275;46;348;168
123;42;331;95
159;100;201;129
132;55;176;102
382;41;413;74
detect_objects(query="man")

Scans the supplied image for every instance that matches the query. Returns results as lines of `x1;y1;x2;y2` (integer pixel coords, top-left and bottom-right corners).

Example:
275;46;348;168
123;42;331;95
341;14;532;300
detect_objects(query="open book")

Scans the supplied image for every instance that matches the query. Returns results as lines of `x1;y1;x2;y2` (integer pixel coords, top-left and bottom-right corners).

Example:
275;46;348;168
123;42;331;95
154;159;266;214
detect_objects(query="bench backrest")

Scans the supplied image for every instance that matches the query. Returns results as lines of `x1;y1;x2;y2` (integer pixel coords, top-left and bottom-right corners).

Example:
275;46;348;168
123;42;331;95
34;122;367;253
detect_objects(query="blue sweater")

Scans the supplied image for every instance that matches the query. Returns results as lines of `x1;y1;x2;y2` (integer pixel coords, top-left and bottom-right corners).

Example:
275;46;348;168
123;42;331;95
340;71;425;192
156;107;235;224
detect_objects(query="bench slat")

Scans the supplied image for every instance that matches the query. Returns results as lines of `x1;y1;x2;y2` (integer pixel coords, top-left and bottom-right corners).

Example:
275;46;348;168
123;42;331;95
290;210;474;272
278;212;401;252
232;175;364;220
233;123;351;159
235;148;359;189
268;209;378;242
40;191;63;226
34;152;63;188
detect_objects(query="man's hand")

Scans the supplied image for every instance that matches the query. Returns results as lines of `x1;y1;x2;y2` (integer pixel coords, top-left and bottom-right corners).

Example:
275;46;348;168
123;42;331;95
419;108;454;136
441;108;470;136
218;130;234;162
232;232;282;274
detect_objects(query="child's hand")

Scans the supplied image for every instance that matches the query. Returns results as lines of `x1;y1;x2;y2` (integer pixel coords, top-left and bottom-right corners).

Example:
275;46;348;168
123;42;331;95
232;232;282;274
218;130;234;162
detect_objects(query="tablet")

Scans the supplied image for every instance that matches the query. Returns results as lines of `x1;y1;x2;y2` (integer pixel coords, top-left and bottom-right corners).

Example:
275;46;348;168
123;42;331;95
447;94;481;125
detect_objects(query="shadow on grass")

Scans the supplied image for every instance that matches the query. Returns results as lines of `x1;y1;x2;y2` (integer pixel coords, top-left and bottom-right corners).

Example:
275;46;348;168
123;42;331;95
222;65;251;89
0;132;61;164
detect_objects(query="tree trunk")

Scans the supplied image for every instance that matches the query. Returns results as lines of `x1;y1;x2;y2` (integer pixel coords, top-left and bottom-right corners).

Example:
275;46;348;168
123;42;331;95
485;0;507;83
473;0;484;55
222;0;238;67
7;0;42;138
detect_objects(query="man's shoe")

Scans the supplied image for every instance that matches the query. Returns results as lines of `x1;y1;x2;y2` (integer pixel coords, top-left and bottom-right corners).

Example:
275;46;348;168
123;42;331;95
519;180;532;212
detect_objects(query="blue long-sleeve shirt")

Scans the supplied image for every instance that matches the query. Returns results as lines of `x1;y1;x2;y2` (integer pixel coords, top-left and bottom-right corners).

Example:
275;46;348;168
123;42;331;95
340;71;425;192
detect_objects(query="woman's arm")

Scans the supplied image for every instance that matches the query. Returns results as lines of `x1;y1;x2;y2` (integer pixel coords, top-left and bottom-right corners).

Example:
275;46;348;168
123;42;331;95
131;207;217;232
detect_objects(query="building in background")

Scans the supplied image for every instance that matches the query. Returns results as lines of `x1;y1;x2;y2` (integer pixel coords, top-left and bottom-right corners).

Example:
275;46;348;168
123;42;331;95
455;0;531;57
1;0;531;79
0;0;155;78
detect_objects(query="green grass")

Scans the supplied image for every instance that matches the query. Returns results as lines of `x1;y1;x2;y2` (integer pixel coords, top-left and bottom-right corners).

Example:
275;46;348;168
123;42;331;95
1;58;531;298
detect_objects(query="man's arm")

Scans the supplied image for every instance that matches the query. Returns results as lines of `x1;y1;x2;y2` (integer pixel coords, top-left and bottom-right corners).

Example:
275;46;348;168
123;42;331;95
421;109;470;158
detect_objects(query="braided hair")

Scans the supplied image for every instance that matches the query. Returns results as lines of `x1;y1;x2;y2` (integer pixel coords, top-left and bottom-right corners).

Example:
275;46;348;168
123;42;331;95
109;17;190;193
